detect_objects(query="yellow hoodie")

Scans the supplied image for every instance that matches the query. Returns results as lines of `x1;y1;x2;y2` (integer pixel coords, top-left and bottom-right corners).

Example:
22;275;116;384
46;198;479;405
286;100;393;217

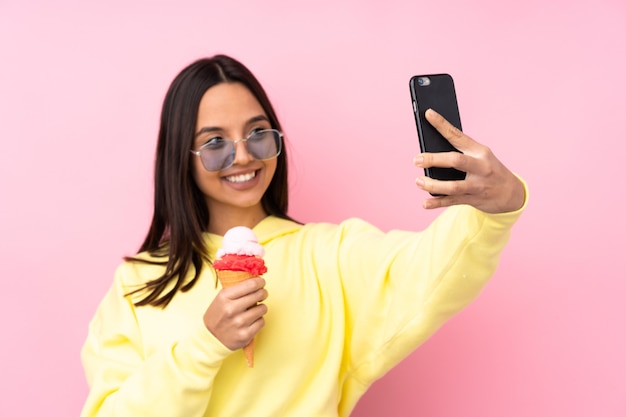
81;201;525;417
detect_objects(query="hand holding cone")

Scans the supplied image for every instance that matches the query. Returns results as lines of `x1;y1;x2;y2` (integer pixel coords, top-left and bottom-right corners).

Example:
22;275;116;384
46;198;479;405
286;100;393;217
215;269;257;367
213;227;267;368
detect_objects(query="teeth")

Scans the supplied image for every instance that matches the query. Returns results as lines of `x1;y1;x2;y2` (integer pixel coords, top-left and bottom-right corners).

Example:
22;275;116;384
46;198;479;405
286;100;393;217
225;171;256;183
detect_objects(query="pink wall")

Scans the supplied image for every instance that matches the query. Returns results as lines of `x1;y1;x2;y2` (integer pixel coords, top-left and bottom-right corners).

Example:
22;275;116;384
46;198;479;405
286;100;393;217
1;1;624;416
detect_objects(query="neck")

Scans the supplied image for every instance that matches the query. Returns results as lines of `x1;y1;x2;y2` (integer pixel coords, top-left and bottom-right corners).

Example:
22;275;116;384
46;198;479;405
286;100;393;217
207;204;268;236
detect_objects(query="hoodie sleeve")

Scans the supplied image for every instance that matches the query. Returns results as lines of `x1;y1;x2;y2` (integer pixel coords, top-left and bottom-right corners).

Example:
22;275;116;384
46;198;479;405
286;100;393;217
80;262;233;417
336;182;528;396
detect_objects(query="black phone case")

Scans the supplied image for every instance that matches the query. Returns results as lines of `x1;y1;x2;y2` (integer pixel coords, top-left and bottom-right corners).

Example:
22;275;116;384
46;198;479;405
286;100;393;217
409;74;466;182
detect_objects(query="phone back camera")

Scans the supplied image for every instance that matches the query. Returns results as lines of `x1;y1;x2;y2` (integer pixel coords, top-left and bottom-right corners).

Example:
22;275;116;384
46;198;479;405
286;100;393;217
417;77;431;86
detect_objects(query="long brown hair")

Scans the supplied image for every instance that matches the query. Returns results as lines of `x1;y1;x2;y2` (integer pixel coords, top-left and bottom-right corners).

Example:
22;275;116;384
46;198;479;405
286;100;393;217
128;55;292;307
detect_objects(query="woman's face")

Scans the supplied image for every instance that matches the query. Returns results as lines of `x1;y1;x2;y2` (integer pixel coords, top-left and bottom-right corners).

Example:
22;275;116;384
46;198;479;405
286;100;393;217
191;82;277;226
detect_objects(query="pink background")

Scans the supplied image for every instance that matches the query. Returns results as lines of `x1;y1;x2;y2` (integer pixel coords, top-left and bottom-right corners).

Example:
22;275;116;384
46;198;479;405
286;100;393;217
1;0;625;416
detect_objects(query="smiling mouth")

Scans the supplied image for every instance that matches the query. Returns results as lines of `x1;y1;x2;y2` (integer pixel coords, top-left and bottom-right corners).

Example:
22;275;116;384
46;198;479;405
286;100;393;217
224;170;257;183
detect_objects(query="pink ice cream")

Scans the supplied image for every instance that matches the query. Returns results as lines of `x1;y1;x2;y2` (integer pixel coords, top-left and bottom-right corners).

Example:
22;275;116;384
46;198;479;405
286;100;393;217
213;226;267;276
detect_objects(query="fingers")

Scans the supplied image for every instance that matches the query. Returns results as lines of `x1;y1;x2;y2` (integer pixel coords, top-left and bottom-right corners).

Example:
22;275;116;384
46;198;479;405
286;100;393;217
424;108;476;151
414;109;526;213
414;150;475;173
204;277;269;350
415;174;474;199
220;278;268;318
205;312;266;351
222;277;266;300
220;280;267;319
225;302;267;347
418;109;488;175
415;167;525;213
415;174;485;210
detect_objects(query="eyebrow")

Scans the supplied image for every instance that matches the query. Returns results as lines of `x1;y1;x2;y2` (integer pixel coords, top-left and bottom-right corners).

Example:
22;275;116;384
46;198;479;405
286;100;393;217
195;115;270;137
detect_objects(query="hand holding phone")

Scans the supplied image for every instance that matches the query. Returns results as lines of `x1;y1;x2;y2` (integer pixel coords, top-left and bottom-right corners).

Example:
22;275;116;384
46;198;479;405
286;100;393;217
409;74;466;183
409;77;526;213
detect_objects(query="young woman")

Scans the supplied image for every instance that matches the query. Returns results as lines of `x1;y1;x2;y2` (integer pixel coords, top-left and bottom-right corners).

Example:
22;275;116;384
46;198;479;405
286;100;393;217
81;55;527;417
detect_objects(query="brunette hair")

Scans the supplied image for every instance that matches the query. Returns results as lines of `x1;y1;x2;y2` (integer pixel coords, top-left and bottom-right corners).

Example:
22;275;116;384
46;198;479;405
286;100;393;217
128;55;292;307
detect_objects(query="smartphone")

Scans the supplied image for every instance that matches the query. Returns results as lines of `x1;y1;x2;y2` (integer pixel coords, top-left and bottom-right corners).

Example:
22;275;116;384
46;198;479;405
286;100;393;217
409;74;466;182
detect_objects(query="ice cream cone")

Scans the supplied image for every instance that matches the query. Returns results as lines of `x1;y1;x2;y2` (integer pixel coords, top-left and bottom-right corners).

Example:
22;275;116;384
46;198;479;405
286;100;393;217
216;269;256;368
216;269;254;287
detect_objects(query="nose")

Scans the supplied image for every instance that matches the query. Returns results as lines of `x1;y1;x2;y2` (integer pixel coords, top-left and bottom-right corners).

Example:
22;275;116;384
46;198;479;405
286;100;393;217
232;140;254;165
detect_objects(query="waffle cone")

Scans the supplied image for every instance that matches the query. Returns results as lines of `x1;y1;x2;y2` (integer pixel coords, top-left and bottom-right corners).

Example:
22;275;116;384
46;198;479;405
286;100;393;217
216;269;256;367
216;269;254;287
